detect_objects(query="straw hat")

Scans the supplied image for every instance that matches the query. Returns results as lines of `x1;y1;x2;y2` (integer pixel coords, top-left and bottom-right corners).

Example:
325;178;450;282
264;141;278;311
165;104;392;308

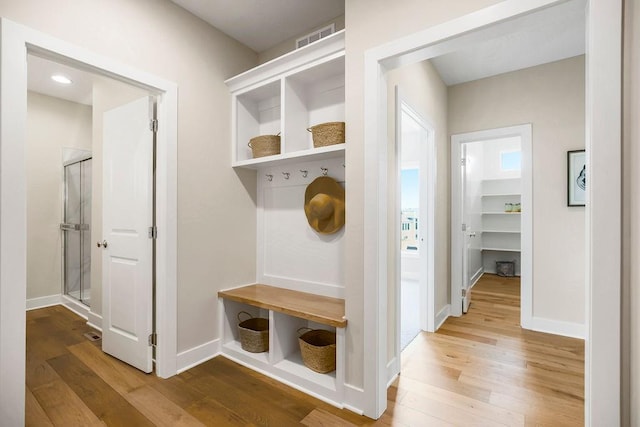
304;176;345;234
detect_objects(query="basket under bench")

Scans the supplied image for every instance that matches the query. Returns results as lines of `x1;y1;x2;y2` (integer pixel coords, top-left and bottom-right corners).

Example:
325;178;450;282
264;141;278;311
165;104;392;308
217;284;347;407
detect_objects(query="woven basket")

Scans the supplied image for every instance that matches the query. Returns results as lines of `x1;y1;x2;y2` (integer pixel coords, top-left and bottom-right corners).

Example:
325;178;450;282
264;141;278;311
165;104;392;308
307;122;345;148
248;134;281;158
238;311;269;353
298;328;336;373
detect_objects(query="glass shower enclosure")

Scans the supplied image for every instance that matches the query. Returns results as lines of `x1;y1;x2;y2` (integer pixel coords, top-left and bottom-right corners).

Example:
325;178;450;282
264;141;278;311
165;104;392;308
60;158;92;306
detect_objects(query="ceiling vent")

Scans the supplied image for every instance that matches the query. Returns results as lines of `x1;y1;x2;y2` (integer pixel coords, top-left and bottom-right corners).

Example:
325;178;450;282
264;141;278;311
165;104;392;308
296;24;336;49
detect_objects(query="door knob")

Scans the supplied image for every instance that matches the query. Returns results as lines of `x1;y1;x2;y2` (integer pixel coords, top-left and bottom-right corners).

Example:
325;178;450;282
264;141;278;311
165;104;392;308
469;232;476;237
97;240;108;248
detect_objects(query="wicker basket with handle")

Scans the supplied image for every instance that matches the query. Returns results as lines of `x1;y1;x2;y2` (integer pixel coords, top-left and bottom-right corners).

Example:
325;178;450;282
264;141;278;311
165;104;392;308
248;133;280;158
297;327;336;373
306;122;345;148
238;311;269;353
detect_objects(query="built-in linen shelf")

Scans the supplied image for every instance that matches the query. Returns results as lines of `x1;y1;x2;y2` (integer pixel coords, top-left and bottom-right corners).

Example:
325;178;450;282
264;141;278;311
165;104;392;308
482;212;521;215
232;144;345;170
481;247;521;252
218;284;346;328
481;193;521;197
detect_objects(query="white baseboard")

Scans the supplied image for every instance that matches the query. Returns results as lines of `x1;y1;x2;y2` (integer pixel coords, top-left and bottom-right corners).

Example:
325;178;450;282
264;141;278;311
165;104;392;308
343;383;365;415
529;317;585;339
87;311;102;331
176;339;220;374
26;294;62;311
61;295;90;319
386;357;399;387
435;304;450;331
470;267;484;288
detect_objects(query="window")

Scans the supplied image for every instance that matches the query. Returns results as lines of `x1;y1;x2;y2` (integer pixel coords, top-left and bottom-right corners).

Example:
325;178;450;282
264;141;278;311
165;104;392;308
501;151;521;171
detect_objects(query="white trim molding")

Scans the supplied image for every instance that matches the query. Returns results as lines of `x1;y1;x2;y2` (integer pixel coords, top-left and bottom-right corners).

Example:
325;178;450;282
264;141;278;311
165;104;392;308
176;339;220;374
26;294;62;311
87;311;103;331
61;295;90;320
435;304;451;331
343;383;365;416
470;268;484;289
530;317;585;340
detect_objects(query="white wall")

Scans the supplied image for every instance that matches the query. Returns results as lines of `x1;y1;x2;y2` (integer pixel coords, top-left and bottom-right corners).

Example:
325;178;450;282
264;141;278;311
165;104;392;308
258;15;345;64
345;0;504;390
26;91;92;299
0;0;258;355
448;56;586;328
623;0;640;424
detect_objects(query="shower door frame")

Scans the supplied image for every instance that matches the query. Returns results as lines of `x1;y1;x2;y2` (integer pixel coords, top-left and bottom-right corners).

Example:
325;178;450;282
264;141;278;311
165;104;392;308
62;155;92;306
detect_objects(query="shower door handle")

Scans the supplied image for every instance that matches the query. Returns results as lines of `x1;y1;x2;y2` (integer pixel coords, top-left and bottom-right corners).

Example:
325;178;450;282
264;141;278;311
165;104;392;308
60;223;80;231
97;240;108;248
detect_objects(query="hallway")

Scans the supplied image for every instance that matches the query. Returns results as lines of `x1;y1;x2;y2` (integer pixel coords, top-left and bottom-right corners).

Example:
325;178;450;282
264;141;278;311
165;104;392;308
390;274;584;425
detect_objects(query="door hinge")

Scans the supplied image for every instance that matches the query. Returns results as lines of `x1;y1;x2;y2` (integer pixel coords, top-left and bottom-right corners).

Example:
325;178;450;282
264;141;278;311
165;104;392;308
462;223;467;231
149;119;158;132
148;333;157;347
461;158;466;166
462;289;467;298
148;226;158;239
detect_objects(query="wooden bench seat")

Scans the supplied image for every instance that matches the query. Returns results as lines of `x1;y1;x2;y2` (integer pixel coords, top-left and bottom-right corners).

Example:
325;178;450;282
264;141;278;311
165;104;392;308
218;284;346;328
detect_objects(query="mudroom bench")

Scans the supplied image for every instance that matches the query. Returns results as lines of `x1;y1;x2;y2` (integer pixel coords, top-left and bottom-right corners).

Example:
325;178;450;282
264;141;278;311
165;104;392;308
217;284;347;406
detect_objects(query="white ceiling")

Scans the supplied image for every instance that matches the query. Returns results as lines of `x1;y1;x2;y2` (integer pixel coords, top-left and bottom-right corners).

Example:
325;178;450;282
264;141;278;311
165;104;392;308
170;0;344;53
27;55;95;105
27;0;585;105
431;0;586;85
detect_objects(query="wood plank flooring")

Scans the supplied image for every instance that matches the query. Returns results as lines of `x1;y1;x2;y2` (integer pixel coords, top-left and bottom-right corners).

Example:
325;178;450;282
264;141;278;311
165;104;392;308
26;274;584;426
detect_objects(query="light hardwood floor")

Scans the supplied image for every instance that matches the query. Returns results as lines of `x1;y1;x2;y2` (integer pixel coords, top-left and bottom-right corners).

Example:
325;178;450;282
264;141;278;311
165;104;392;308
26;274;584;426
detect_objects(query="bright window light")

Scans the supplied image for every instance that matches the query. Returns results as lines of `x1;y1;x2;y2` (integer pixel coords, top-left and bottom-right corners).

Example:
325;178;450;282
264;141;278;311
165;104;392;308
51;74;72;85
501;151;521;171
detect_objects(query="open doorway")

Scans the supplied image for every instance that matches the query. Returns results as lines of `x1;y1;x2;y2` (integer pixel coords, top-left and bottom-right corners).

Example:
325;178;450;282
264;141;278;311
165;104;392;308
0;20;179;421
26;51;160;374
395;89;436;352
451;124;532;324
361;0;620;420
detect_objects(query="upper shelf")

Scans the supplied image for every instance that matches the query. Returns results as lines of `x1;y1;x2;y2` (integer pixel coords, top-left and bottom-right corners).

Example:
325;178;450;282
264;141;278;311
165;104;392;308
218;284;347;328
226;31;346;169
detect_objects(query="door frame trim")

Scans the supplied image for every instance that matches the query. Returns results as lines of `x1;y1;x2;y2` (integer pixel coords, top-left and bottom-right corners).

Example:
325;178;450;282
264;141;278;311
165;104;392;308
361;0;622;421
0;18;178;422
450;125;532;325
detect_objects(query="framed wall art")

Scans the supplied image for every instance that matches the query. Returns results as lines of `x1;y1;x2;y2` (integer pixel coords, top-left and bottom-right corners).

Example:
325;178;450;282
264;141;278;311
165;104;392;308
567;149;586;206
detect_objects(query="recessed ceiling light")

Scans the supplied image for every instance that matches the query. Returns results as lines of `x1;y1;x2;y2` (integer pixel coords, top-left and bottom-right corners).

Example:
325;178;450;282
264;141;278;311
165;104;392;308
51;74;72;85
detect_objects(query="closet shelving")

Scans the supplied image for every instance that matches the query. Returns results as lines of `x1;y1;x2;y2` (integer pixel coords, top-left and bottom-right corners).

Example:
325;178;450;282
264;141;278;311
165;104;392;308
226;30;345;169
480;179;522;271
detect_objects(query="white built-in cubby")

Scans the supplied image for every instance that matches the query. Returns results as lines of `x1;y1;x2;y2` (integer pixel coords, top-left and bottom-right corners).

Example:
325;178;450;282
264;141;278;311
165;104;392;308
220;33;347;408
226;30;345;169
218;285;346;406
481;178;522;275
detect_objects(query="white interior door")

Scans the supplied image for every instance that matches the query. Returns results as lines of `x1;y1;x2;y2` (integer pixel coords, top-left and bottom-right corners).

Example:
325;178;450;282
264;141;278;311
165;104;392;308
101;96;154;373
461;145;472;314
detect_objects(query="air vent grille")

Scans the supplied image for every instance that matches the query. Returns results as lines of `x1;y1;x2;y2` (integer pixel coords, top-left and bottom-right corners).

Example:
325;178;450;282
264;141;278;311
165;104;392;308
296;24;336;49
